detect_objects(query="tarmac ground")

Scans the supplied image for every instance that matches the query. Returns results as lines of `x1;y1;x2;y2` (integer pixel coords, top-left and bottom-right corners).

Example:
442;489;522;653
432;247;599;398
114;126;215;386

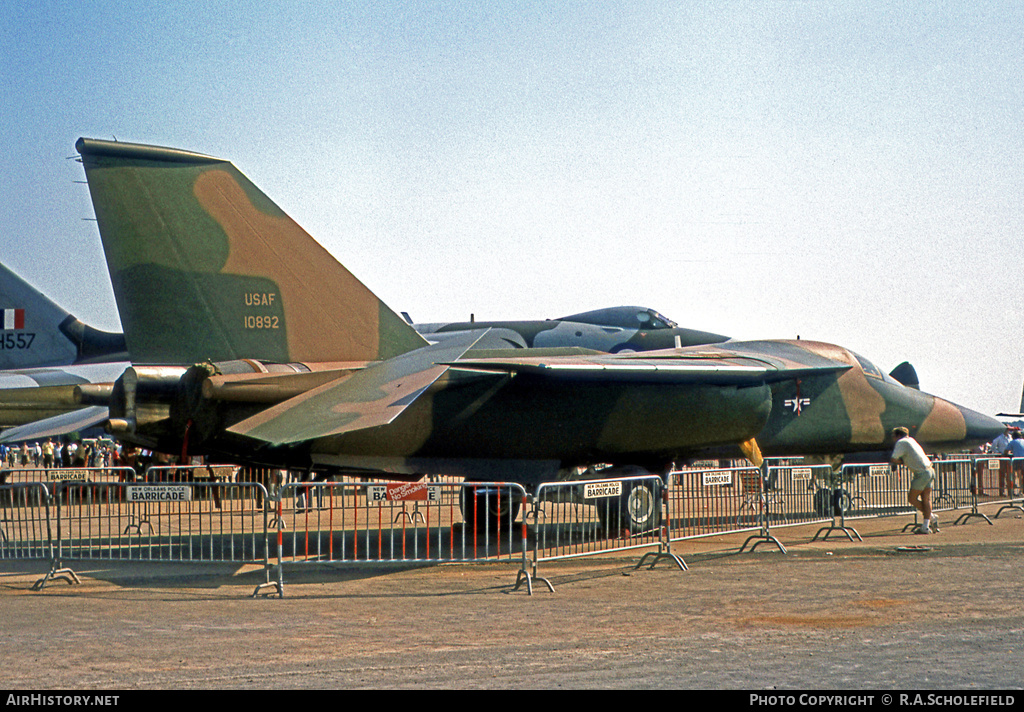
1;501;1022;691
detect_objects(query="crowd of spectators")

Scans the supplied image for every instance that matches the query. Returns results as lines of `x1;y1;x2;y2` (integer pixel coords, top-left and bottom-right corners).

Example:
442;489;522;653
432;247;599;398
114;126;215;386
0;438;164;477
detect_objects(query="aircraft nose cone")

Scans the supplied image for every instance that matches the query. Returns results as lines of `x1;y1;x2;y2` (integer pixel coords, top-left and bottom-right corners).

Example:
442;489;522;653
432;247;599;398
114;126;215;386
916;396;1005;450
959;405;1005;446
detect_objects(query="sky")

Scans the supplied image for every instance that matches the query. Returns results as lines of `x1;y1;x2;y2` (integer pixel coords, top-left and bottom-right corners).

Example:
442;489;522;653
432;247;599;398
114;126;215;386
1;1;1022;416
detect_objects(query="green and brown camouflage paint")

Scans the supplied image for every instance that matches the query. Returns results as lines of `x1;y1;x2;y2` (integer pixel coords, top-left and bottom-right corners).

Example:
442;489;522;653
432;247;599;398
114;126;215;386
77;138;425;366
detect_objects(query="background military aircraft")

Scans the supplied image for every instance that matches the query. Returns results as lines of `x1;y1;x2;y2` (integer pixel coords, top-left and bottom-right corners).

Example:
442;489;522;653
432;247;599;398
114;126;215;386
0;262;128;431
0;261;127;371
412;306;729;352
54;135;1000;533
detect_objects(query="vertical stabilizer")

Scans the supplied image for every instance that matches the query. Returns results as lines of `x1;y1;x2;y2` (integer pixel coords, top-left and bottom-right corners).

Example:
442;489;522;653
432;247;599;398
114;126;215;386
76;138;426;366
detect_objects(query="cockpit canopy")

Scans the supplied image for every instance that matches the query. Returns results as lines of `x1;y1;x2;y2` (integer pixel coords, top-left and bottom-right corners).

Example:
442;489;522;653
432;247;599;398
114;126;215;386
852;352;902;386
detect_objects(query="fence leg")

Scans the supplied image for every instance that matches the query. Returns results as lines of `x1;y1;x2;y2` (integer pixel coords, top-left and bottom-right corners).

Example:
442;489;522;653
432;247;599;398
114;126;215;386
32;489;79;591
252;491;284;598
513;498;553;594
513;566;554;595
635;543;688;571
812;515;862;543
251;565;283;598
32;559;81;591
739;528;788;554
812;483;862;542
954;479;994;526
636;492;687;571
995;497;1024;519
738;466;787;554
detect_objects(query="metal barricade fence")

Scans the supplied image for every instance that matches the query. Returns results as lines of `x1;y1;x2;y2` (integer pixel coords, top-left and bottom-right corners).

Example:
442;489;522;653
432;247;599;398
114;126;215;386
971;456;1018;499
1;466;137;487
932;458;974;511
33;480;272;592
0;483;52;560
532;474;666;559
262;480;530;596
665;461;978;549
1008;457;1024;498
668;466;763;538
997;458;1024;518
4;454;1006;596
145;464;241;483
665;465;836;548
145;464;244;510
526;474;681;593
274;480;527;563
837;463;914;518
763;464;836;525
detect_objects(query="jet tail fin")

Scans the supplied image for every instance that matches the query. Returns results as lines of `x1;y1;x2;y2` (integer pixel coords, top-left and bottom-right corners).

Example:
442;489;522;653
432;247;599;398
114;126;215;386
0;262;127;368
76;138;427;366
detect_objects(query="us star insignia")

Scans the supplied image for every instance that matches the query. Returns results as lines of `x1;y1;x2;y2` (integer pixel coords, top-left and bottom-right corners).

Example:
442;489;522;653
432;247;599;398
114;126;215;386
784;397;810;414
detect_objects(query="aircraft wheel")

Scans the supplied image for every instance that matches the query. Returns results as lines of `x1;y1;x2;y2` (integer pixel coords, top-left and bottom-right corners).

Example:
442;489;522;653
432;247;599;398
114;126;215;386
834;488;852;515
814;487;851;516
596;477;662;534
459;486;521;533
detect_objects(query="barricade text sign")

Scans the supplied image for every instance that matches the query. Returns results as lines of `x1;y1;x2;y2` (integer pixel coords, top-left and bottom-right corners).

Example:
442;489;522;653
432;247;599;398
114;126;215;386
702;472;733;486
48;470;90;482
126;485;193;502
583;481;622;499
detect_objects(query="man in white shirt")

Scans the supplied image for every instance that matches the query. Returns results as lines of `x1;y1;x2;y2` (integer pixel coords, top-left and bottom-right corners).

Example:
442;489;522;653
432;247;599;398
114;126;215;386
990;426;1012;456
890;426;938;534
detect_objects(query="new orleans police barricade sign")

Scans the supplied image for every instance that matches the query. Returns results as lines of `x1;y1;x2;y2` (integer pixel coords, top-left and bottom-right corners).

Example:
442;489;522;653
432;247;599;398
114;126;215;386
702;471;733;486
126;485;193;503
583;480;622;499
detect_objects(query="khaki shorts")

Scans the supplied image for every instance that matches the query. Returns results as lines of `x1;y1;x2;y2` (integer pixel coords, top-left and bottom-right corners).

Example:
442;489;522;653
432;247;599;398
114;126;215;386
910;468;935;491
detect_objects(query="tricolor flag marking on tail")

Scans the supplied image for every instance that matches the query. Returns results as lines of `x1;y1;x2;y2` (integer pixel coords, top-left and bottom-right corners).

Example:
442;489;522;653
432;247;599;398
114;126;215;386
2;309;25;330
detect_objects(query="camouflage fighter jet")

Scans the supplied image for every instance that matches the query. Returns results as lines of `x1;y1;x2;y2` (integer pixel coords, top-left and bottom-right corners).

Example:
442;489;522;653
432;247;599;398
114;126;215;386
58;137;1002;529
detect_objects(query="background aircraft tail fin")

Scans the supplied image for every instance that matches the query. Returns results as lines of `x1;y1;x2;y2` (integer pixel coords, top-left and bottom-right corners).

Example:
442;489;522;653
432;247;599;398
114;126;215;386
76;137;426;366
0;262;127;368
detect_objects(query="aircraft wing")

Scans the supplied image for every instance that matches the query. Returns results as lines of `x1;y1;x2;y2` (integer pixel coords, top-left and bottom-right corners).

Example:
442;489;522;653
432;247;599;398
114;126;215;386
228;330;488;445
447;352;852;385
229;340;851;446
0;406;109;444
